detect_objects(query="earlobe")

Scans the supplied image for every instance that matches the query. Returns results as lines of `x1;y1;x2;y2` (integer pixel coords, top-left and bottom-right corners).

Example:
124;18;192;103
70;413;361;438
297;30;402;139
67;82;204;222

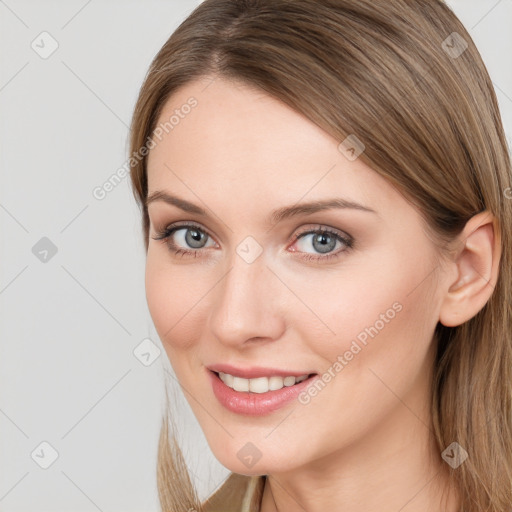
439;211;501;327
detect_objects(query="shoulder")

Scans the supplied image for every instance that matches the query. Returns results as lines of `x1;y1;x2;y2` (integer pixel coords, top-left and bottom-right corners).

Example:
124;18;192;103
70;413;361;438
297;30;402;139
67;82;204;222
202;473;265;512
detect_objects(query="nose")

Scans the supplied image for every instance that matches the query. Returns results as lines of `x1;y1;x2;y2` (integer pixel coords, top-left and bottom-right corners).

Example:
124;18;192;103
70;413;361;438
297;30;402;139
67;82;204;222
207;249;286;348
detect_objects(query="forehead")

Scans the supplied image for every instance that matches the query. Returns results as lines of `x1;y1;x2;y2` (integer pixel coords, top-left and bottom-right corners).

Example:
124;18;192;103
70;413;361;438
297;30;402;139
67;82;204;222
146;77;403;220
149;78;338;175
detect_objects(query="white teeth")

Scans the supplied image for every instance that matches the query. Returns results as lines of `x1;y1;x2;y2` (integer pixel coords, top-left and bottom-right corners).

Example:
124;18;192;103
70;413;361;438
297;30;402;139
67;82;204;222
268;376;284;391
218;372;310;393
249;377;268;393
283;376;296;386
232;376;249;392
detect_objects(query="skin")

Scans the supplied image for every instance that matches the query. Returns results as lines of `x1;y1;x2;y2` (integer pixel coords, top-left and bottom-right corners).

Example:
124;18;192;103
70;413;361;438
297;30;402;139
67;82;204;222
145;76;500;512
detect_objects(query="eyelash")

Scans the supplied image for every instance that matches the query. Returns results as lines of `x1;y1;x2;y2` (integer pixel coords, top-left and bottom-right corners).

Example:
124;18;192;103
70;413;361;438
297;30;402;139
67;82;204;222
151;221;354;263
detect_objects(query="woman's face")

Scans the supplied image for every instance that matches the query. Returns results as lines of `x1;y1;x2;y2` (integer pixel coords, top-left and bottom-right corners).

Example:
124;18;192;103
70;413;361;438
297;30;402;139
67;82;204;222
145;76;450;474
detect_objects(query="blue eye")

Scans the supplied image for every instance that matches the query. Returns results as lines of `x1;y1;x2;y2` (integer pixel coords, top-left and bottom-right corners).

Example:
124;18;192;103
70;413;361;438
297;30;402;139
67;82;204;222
291;227;353;262
152;222;353;262
152;222;215;258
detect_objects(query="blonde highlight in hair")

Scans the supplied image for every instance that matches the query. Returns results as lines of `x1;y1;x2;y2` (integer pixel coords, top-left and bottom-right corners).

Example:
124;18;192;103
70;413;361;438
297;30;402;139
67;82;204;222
129;1;512;510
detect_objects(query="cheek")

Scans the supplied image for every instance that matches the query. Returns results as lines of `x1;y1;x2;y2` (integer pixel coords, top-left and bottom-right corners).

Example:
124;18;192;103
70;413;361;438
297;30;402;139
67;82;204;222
285;259;439;453
291;248;439;376
145;250;190;349
145;252;170;336
306;258;439;417
145;248;216;355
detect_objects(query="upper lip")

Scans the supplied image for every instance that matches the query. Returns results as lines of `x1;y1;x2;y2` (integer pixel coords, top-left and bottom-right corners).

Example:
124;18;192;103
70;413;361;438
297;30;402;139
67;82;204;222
207;363;315;379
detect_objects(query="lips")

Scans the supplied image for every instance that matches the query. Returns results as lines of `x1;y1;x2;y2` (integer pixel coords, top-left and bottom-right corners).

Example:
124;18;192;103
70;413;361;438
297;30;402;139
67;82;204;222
207;366;319;416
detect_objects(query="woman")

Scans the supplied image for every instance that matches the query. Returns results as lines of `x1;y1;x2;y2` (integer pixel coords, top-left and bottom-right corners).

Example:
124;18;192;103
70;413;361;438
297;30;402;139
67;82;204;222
128;1;512;510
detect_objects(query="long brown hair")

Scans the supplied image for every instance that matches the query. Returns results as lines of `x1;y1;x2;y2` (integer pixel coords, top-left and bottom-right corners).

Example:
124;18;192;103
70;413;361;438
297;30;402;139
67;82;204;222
129;1;512;510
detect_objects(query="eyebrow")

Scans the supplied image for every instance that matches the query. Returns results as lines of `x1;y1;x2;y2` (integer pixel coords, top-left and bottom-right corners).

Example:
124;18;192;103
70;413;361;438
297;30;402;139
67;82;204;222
145;190;377;224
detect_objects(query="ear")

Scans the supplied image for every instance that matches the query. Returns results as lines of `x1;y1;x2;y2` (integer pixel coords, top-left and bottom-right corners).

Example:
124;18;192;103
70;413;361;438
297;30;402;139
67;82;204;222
438;211;501;327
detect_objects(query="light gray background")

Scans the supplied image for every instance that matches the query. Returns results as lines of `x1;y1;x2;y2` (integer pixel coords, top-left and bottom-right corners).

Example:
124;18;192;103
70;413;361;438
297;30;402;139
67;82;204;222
1;1;510;511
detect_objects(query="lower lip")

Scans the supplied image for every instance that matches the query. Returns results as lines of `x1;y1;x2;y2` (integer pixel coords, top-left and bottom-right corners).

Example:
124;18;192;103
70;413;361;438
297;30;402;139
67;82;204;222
209;370;318;416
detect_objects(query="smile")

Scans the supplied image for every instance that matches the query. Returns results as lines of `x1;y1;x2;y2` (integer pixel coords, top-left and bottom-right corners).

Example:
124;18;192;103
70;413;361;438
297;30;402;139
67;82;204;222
217;372;310;393
209;369;319;416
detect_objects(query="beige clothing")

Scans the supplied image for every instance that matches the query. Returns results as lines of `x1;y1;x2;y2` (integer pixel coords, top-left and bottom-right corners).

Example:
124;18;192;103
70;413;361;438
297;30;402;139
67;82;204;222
202;473;266;512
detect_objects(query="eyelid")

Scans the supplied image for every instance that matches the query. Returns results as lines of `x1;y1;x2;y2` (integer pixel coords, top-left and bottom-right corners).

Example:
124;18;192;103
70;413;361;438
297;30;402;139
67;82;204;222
152;220;218;244
153;221;351;245
291;224;353;244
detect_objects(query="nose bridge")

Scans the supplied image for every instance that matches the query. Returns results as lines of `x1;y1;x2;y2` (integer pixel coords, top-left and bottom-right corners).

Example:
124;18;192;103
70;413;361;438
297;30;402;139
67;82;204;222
208;248;284;345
